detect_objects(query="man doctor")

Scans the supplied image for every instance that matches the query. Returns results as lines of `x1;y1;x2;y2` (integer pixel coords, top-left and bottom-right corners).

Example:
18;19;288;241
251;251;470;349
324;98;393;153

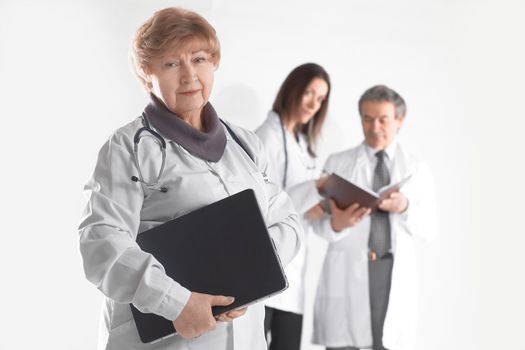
310;85;437;350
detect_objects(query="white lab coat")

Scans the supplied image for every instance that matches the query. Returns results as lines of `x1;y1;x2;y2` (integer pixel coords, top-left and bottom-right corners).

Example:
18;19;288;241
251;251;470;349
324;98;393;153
78;116;302;350
311;142;437;350
255;111;323;314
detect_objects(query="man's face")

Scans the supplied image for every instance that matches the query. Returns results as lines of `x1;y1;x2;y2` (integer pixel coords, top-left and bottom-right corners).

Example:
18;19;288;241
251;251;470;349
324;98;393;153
361;101;404;150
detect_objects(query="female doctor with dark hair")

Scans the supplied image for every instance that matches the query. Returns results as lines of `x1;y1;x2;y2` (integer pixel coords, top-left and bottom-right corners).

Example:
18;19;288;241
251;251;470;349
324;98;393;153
78;7;302;350
255;63;330;350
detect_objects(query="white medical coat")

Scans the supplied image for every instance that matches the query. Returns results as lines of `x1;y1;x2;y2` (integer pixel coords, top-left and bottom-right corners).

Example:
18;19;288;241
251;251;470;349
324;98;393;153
78;117;302;350
311;142;437;350
255;111;323;314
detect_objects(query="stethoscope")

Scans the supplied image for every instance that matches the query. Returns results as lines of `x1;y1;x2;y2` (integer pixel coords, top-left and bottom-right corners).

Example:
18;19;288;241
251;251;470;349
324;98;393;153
280;120;289;189
130;112;262;193
130;113;169;193
279;119;315;189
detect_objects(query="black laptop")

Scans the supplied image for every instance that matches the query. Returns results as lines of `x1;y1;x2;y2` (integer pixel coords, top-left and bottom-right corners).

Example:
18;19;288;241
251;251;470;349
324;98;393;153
130;189;289;343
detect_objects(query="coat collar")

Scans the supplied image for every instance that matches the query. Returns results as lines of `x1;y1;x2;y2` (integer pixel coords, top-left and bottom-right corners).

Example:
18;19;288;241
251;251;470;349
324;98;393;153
144;94;227;162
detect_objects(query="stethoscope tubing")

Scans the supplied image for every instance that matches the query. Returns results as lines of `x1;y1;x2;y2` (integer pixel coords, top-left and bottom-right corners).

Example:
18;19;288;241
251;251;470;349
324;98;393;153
131;113;259;194
131;113;168;192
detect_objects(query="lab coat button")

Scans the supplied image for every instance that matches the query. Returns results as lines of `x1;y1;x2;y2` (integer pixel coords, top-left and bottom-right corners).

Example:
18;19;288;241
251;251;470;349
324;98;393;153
369;250;377;261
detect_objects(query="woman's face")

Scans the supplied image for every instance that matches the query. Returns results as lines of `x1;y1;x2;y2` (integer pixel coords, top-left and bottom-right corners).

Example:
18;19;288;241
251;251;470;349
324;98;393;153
145;38;216;120
293;77;329;125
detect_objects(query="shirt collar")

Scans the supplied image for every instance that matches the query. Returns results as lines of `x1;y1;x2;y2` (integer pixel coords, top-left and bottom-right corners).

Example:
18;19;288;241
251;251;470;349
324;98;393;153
363;139;398;161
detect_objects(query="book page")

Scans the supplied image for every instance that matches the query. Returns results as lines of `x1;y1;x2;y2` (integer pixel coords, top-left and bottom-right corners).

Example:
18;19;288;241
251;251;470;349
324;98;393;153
377;174;412;198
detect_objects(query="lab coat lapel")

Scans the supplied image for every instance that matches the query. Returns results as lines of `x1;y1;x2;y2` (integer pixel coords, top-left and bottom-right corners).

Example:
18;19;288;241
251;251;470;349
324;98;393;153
350;144;371;189
390;143;409;184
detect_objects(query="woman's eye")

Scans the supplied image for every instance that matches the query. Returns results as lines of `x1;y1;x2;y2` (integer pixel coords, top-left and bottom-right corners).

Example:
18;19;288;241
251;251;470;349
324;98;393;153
165;62;179;68
194;56;207;63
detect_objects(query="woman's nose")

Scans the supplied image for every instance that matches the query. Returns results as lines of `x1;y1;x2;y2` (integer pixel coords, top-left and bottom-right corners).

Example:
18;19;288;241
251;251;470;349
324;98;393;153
306;97;316;109
180;63;196;84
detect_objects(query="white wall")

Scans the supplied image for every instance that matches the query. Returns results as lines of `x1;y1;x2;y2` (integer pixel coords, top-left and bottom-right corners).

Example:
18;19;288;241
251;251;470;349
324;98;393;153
1;0;523;349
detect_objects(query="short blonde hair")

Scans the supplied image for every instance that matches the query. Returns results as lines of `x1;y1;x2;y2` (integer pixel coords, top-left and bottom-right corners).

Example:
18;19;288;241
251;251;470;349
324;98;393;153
130;7;220;90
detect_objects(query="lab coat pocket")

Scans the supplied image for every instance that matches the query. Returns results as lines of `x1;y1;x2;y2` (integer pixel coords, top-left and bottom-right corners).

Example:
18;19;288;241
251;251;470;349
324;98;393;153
319;251;346;298
108;319;134;340
106;319;145;350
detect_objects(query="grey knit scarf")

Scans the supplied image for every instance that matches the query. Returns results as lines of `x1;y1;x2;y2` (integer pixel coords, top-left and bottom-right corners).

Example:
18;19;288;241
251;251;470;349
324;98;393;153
144;94;227;162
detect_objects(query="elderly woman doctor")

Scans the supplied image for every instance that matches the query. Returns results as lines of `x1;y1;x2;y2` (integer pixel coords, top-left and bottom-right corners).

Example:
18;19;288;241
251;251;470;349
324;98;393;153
78;7;302;350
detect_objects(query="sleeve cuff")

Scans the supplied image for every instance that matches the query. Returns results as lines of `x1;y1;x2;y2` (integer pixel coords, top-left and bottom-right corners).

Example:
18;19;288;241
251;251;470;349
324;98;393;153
267;224;301;266
310;215;348;242
287;179;324;214
155;281;192;321
398;197;410;221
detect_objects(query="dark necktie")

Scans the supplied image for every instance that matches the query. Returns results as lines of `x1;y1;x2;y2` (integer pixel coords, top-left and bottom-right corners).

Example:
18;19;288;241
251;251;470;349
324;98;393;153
369;150;391;259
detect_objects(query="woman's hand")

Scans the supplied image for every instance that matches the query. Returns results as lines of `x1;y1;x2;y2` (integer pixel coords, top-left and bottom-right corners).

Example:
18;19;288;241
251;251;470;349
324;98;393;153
216;307;248;322
305;203;325;221
329;199;371;232
173;292;235;339
315;175;329;192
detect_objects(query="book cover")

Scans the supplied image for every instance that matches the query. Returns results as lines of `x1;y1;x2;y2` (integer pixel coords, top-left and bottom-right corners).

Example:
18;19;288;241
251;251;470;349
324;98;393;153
320;173;412;211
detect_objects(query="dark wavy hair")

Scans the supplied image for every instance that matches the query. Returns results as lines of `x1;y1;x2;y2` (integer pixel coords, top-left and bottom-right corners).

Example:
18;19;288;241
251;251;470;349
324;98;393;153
272;63;331;157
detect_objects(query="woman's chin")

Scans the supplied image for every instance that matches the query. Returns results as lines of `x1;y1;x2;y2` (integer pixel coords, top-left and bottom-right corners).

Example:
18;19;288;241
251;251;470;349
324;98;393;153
299;115;314;125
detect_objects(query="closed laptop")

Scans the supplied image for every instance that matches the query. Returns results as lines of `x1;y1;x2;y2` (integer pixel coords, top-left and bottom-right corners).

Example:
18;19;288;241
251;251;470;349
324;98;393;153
130;189;288;343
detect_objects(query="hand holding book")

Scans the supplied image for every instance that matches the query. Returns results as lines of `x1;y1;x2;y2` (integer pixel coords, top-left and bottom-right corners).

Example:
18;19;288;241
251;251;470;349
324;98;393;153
329;200;372;232
377;191;409;213
319;173;412;212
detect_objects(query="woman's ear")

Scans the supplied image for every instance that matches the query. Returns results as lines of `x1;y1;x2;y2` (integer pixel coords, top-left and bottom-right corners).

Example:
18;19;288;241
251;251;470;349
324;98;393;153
139;66;153;91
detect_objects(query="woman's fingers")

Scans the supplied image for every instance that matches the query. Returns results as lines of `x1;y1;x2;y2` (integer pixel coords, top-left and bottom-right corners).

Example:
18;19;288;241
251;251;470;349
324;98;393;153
217;307;248;322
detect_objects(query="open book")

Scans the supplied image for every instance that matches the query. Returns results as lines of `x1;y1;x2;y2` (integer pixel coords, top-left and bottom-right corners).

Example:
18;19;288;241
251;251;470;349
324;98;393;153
320;173;412;212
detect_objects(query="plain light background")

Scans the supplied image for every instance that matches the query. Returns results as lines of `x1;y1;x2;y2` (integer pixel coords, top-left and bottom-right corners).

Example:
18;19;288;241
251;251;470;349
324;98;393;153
1;0;524;349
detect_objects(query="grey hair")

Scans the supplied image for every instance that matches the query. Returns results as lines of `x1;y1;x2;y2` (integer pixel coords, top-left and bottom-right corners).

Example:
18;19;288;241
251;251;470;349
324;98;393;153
358;85;406;119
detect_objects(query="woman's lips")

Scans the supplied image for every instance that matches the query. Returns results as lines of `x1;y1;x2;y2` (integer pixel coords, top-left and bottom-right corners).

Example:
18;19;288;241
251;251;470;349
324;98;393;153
179;89;200;97
302;108;315;117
